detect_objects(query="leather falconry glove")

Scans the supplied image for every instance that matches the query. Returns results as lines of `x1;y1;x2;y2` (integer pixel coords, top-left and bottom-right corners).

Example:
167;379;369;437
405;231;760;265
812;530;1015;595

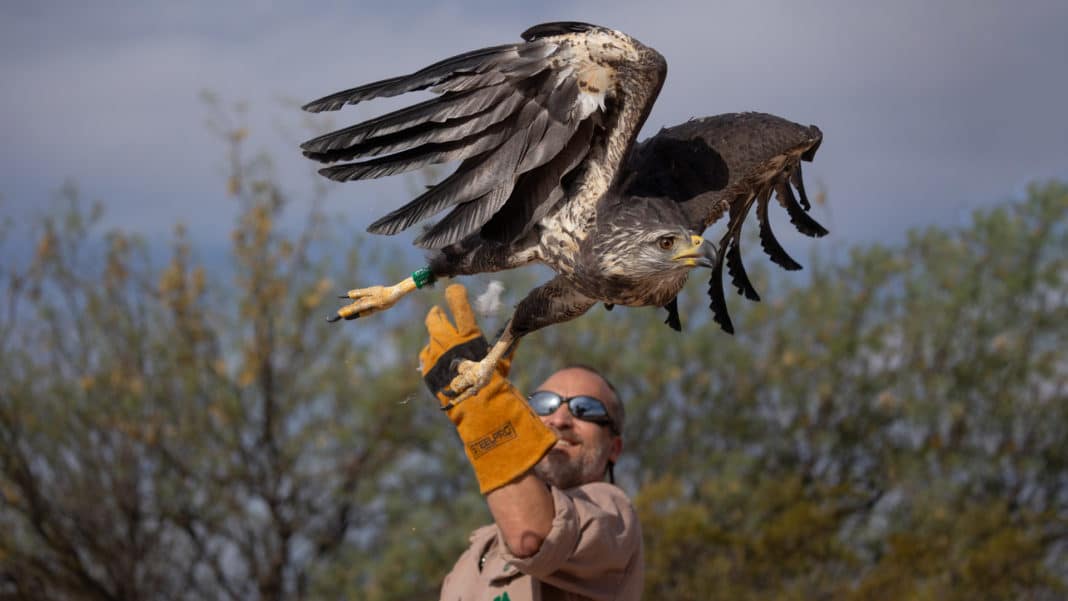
420;284;556;494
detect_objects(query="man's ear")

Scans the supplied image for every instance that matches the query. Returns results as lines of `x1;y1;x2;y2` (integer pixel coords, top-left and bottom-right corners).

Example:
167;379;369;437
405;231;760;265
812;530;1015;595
608;435;623;463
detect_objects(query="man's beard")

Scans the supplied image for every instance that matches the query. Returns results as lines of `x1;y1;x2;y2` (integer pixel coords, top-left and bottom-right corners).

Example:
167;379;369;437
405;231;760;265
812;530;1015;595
533;435;611;489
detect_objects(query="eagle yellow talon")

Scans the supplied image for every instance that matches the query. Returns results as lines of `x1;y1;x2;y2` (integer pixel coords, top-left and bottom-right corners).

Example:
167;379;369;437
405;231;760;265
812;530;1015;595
446;358;497;404
329;277;420;323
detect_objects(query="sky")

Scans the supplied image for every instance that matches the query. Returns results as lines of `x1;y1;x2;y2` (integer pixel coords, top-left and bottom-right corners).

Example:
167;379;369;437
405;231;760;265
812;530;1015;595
3;0;1067;261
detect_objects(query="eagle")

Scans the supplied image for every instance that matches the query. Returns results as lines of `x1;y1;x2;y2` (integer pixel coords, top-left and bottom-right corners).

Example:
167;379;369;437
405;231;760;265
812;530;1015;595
301;21;827;402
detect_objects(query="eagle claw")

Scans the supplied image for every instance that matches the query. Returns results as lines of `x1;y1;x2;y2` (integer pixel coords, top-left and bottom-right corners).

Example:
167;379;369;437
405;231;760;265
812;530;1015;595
445;358;496;404
331;283;410;322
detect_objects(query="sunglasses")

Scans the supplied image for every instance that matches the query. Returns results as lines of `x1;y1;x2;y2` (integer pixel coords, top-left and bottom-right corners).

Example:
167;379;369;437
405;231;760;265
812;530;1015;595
528;390;618;434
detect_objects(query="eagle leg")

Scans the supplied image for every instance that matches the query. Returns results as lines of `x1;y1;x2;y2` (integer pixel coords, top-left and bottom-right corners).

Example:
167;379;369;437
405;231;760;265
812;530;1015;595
442;326;518;405
327;267;435;322
443;275;596;404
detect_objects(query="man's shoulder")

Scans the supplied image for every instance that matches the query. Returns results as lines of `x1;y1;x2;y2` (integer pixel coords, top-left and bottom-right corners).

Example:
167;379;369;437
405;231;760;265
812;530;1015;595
464;483;637;549
564;481;634;508
468;482;635;546
556;481;640;531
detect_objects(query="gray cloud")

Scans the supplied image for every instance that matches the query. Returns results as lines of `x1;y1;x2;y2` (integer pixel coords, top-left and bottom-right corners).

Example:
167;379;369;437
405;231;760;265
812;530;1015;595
3;0;1066;253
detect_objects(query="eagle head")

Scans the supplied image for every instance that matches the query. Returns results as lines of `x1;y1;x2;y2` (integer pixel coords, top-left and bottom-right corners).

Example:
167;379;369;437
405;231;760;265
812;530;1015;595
590;197;716;279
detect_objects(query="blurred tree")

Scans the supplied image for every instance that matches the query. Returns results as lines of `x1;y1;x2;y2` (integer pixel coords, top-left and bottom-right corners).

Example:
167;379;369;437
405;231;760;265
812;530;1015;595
613;182;1067;600
0;96;1064;600
0;109;483;600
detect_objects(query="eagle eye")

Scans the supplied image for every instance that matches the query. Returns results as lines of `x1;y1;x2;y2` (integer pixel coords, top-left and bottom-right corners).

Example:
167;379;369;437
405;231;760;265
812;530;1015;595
657;236;675;251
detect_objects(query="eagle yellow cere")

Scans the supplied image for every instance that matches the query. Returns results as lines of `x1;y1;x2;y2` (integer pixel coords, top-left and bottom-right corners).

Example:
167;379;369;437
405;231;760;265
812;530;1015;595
301;22;828;401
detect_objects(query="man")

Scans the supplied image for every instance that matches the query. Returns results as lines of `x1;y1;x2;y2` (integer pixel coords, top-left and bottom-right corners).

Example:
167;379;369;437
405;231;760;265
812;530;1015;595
421;285;643;600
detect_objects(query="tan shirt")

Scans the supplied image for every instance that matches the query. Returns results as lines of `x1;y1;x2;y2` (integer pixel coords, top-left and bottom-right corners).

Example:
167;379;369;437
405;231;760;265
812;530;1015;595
440;482;643;601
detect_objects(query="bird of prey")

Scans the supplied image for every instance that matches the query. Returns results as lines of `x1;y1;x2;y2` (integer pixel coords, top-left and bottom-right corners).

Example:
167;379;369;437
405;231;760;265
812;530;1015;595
301;21;827;402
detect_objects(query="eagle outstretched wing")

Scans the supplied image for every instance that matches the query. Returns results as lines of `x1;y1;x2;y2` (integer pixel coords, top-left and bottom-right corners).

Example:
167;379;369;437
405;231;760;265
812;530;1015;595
302;21;667;249
622;112;828;333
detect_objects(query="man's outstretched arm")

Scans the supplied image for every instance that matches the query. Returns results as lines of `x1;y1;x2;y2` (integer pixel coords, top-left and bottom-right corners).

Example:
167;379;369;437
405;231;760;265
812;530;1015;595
420;284;555;557
486;472;554;557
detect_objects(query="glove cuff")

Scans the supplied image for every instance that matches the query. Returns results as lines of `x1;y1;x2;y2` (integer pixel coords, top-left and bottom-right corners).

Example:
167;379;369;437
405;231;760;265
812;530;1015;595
447;377;557;494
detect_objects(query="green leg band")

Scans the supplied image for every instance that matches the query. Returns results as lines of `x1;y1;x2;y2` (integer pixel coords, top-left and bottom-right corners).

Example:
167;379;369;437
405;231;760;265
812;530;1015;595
412;267;436;289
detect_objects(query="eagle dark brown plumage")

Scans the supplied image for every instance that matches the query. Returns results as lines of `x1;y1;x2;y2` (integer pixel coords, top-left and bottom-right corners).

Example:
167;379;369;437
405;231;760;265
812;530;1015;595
300;21;828;400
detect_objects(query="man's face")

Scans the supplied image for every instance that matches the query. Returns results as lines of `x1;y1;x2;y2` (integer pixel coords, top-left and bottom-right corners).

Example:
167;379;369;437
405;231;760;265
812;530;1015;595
532;368;623;489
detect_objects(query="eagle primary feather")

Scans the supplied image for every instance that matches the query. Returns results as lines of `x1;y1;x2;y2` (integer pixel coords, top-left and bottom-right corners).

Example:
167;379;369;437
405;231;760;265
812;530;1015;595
300;22;830;400
622;112;827;332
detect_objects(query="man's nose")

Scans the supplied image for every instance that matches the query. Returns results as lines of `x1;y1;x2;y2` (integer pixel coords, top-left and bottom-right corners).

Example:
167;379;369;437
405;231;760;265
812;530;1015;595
544;403;573;429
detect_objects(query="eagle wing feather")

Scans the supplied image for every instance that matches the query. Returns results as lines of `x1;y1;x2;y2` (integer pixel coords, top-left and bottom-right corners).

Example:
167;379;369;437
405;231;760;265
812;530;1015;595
622;112;827;333
303;22;666;249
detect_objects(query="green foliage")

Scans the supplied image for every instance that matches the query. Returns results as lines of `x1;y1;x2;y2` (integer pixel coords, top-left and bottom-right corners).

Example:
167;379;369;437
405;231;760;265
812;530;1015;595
1;103;1065;601
0;127;477;600
610;181;1066;600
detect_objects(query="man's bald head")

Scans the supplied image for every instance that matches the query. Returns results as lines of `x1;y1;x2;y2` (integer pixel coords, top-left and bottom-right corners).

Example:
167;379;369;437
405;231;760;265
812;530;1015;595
532;366;624;489
537;366;623;435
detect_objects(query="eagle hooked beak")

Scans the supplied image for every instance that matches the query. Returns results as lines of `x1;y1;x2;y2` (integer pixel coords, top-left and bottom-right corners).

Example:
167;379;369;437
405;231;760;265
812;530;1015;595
672;235;717;268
